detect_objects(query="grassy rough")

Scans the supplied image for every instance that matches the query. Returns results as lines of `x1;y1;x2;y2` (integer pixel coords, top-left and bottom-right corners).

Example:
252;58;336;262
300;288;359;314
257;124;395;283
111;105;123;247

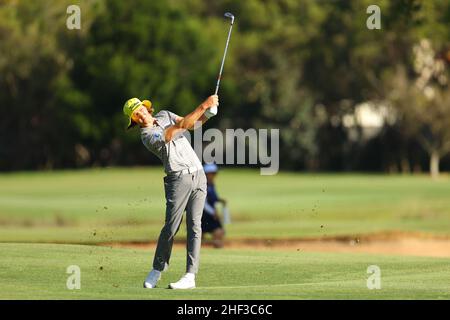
0;168;449;243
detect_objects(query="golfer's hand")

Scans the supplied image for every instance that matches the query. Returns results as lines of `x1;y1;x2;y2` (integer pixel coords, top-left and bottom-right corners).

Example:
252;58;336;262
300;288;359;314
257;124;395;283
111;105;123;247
202;95;219;110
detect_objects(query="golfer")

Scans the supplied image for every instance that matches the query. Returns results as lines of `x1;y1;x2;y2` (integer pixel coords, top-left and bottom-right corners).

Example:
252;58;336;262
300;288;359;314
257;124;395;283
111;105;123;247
123;95;219;289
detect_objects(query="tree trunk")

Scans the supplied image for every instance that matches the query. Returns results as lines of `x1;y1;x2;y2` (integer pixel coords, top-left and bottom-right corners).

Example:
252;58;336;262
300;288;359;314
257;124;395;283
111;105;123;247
430;151;440;179
400;157;411;174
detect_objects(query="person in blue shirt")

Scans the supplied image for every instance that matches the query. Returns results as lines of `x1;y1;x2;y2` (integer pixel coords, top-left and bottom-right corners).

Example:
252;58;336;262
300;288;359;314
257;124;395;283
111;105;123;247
202;163;226;248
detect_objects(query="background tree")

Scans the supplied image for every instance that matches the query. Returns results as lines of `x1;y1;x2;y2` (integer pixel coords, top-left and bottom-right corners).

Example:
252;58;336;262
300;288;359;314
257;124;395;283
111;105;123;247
0;0;449;174
386;62;450;178
0;0;81;170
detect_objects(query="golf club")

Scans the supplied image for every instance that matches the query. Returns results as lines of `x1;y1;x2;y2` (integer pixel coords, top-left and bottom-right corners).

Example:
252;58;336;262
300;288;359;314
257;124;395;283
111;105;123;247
210;12;235;115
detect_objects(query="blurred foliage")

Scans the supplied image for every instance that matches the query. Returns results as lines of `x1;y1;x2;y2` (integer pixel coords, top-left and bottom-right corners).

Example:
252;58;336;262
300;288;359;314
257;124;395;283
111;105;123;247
0;0;449;173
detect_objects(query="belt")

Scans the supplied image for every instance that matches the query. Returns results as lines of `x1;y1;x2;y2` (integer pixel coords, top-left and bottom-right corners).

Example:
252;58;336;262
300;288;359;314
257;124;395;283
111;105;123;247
171;166;202;176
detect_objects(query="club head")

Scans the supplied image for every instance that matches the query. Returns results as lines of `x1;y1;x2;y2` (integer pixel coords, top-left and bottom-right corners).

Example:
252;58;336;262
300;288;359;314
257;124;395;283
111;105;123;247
224;12;235;24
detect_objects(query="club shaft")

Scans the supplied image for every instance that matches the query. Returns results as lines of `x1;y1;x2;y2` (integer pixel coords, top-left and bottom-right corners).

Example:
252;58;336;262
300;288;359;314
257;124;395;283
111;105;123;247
215;22;234;95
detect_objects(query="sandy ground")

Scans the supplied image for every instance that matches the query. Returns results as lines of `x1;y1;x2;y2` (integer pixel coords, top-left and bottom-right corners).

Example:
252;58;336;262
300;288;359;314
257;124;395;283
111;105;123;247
103;232;450;258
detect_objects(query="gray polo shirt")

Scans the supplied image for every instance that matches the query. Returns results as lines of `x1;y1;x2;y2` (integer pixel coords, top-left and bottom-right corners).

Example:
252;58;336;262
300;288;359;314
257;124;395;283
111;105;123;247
140;110;202;174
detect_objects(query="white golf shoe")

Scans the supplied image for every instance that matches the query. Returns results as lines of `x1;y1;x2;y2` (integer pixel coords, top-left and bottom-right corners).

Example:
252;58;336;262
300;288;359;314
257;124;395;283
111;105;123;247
169;273;196;289
143;269;161;289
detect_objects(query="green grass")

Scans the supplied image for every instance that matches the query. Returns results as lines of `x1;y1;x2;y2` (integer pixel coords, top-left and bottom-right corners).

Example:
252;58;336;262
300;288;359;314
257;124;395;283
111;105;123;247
1;168;450;243
0;243;449;299
2;169;448;300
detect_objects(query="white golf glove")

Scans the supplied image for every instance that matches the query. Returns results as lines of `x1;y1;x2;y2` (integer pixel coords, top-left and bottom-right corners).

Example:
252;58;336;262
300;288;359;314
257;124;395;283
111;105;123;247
204;105;218;119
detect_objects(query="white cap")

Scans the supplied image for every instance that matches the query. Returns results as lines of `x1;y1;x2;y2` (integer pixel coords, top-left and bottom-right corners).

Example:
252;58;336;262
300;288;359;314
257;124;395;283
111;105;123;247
203;163;219;174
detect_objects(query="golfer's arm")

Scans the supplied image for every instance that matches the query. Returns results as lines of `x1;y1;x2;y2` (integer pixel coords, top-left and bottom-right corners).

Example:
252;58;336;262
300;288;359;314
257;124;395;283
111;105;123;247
164;104;208;142
197;115;209;125
174;115;208;127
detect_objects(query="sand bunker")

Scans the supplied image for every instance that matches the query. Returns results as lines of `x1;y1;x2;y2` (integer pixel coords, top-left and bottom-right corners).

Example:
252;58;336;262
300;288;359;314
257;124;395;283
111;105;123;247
102;231;450;258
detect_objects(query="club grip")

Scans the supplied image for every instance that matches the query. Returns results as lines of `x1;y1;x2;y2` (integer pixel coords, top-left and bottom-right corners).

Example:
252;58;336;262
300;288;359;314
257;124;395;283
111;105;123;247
204;105;218;119
209;105;218;116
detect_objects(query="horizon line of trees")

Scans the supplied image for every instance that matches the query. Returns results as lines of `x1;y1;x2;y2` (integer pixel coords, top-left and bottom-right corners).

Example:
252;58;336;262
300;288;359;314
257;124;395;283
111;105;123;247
0;0;449;177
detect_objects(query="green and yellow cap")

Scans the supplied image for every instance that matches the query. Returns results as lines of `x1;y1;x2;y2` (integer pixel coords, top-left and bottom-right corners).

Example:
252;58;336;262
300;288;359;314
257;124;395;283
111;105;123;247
123;98;153;129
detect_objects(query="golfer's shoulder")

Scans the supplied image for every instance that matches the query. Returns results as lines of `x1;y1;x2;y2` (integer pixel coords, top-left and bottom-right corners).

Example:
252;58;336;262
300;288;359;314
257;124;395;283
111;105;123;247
157;109;180;122
154;110;167;118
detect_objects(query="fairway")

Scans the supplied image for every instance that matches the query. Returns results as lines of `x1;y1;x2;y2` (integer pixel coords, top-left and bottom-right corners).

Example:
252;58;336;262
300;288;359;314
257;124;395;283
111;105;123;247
0;243;449;300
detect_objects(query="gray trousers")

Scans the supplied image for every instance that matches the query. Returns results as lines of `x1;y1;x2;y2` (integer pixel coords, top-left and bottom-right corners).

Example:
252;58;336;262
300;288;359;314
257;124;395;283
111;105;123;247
153;169;207;274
